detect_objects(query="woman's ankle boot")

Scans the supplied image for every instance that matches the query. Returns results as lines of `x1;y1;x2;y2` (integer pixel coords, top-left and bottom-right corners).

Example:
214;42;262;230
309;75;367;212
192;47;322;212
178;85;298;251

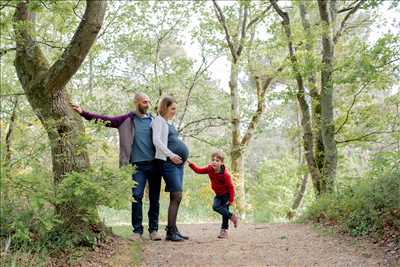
165;226;184;242
175;226;189;240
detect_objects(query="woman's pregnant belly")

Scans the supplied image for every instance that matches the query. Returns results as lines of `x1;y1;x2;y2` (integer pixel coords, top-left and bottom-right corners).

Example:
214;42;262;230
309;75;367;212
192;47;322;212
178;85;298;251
168;139;189;162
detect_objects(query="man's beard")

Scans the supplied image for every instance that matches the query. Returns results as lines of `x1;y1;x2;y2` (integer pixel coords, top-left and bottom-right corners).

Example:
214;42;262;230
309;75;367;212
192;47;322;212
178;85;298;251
137;106;148;114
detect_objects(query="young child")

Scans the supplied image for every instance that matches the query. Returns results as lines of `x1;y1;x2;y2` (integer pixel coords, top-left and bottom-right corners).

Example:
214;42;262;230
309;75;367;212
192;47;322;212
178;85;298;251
187;151;238;239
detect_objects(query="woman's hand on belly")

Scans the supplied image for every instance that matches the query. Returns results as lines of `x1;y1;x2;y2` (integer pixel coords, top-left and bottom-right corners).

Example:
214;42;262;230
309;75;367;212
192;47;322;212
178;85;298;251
170;154;183;165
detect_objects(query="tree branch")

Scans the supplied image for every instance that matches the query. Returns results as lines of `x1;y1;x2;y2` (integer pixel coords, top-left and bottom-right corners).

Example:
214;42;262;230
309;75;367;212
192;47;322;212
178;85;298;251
246;4;272;31
241;61;285;148
333;0;363;43
14;0;51;84
0;92;25;97
270;0;289;21
45;0;107;93
35;38;66;49
240;77;272;147
0;47;16;57
72;0;83;20
185;134;221;147
212;0;237;62
335;81;370;134
179;116;228;134
236;4;248;58
337;0;361;13
336;130;400;144
0;0;16;10
97;3;124;40
178;53;220;131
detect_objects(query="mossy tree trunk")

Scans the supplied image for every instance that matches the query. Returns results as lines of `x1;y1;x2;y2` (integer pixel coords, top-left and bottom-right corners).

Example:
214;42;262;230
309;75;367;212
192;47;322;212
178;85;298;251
13;0;107;233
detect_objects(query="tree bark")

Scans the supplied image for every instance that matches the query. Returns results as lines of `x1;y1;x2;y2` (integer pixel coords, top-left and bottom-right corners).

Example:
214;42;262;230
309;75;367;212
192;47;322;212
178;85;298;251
14;0;106;230
229;61;246;213
317;0;337;193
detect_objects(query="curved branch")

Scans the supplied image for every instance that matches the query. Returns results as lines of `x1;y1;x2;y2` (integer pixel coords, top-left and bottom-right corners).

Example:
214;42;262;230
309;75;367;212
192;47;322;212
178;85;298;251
178;53;220;131
246;4;272;31
240;77;272;147
334;0;363;43
179;116;228;134
335;81;370;134
212;0;237;62
336;130;400;144
46;0;107;93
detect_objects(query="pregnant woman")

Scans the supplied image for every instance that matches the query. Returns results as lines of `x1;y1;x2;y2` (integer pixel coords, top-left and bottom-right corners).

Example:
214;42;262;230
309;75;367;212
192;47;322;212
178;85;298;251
152;95;189;241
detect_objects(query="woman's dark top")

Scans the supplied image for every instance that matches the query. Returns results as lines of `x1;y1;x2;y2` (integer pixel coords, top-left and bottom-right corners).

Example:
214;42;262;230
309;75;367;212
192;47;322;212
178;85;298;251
167;123;189;162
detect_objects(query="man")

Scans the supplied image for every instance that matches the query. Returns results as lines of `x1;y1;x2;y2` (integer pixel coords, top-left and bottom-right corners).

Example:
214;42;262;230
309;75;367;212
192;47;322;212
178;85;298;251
72;93;162;241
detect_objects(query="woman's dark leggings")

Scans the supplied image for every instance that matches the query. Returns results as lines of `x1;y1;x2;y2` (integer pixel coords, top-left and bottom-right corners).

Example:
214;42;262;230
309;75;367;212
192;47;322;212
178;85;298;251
168;192;182;230
212;193;232;229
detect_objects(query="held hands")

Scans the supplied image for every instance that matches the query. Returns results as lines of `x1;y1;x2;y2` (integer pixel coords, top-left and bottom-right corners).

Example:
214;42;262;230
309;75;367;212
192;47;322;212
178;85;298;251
187;159;193;165
170;154;183;165
71;104;83;114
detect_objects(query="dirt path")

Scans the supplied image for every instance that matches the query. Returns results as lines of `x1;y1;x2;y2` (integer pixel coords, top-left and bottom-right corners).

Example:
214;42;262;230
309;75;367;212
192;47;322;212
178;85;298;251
140;223;387;267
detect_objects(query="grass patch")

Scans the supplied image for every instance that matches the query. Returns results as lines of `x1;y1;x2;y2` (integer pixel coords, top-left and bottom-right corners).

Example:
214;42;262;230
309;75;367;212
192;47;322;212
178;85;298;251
112;225;134;239
111;225;143;266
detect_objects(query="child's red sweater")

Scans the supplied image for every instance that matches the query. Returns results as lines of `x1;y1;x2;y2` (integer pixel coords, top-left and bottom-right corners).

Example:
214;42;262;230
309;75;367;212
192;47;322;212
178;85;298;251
188;162;235;204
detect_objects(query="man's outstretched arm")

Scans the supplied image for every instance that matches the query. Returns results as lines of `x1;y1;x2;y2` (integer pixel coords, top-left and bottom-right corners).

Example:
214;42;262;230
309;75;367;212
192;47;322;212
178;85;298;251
72;104;131;128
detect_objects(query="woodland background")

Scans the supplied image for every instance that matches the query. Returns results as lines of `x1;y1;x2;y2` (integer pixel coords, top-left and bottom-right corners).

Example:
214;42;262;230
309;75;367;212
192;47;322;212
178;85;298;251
0;0;399;265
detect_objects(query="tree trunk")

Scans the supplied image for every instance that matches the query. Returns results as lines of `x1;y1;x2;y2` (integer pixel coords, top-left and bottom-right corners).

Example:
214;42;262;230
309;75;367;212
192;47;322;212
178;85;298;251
317;0;337;193
270;0;322;196
229;61;246;214
288;108;308;220
231;147;245;214
298;1;325;174
213;1;276;215
14;0;106;232
287;108;310;217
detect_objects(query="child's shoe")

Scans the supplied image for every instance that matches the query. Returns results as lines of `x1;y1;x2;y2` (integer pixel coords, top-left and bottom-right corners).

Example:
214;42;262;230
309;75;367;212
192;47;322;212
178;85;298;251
230;213;239;228
217;229;228;239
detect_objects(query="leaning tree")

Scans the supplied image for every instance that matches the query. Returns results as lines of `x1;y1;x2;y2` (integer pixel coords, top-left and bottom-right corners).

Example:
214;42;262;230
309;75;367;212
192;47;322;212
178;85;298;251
13;0;106;233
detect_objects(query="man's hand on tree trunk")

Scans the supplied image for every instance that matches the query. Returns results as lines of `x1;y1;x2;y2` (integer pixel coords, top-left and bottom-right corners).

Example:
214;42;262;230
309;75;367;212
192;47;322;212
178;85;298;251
71;104;83;114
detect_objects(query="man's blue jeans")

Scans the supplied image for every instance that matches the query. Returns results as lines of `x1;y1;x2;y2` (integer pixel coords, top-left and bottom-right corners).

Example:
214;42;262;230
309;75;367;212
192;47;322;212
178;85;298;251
131;161;161;234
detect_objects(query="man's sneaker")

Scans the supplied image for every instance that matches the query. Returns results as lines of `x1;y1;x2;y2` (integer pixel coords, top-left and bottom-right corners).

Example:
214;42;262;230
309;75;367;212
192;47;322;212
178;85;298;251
129;232;143;241
149;231;162;241
230;213;239;228
218;229;228;239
